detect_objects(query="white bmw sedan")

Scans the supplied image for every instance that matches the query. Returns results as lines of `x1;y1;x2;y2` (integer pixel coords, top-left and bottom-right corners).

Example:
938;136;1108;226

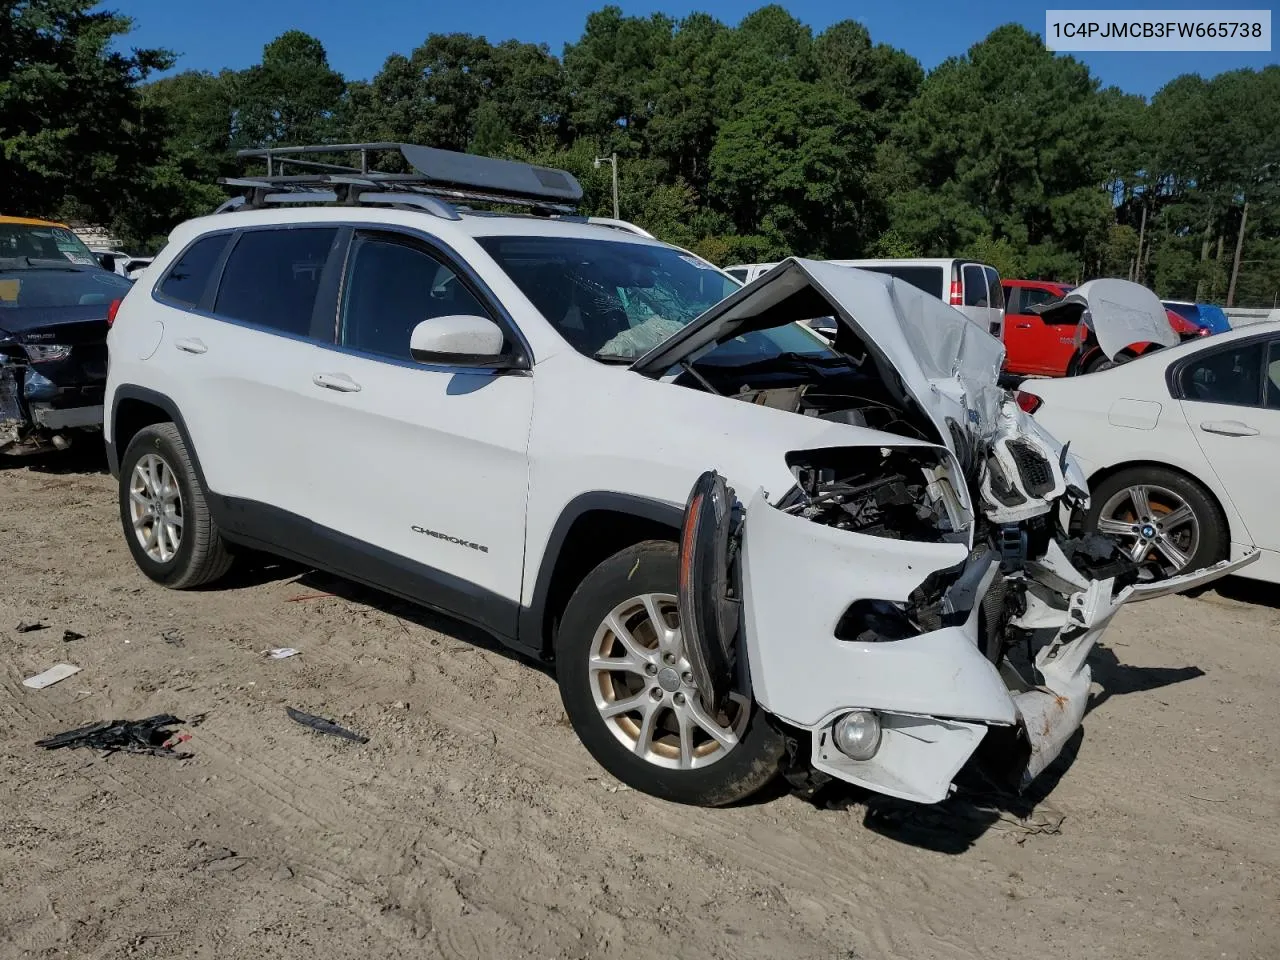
1018;321;1280;584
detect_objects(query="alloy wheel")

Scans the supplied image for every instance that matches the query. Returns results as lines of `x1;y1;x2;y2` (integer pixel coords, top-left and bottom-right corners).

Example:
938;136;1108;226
1096;482;1199;577
128;453;184;563
589;593;749;770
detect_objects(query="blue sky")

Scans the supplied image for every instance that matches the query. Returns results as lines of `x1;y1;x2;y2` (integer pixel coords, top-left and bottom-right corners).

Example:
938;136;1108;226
115;0;1276;96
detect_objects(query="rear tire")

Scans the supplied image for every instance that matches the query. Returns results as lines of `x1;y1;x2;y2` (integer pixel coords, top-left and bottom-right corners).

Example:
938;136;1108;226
1084;466;1227;579
555;540;785;806
118;423;234;589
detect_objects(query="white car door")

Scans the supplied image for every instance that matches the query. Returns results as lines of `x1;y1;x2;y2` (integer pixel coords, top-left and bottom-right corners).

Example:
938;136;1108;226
303;228;534;639
1175;333;1280;554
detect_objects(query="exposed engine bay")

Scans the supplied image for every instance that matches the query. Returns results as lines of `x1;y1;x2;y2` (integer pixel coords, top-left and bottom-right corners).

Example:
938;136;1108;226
776;446;970;545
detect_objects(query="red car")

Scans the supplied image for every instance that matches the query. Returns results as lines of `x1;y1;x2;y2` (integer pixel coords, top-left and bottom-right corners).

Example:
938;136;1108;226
1001;279;1206;377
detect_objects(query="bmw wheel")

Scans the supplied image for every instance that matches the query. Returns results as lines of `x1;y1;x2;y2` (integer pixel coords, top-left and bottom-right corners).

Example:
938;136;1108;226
1085;467;1227;579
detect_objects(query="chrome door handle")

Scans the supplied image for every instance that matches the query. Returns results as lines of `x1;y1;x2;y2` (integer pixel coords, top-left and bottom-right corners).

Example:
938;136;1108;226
1200;420;1259;437
312;372;362;393
174;337;207;355
1015;322;1033;329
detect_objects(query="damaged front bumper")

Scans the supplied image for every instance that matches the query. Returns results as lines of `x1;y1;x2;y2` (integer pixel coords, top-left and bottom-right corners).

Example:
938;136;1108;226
736;487;1257;805
0;357;103;453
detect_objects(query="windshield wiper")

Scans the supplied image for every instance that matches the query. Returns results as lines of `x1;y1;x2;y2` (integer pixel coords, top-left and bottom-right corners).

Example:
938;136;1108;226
592;351;635;365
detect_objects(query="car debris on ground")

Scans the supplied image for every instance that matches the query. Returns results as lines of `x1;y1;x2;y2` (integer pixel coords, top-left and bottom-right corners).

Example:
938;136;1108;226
265;647;299;660
62;630;84;642
35;714;195;757
16;621;48;633
285;707;369;744
22;663;81;689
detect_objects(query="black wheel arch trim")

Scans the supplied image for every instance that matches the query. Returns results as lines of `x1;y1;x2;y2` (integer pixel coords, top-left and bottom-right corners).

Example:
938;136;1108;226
106;386;210;491
518;491;685;658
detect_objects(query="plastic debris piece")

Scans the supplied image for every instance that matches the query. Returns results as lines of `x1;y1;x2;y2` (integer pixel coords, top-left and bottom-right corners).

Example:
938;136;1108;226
62;630;84;642
285;706;369;743
23;664;81;689
265;647;300;660
35;714;190;757
16;621;48;633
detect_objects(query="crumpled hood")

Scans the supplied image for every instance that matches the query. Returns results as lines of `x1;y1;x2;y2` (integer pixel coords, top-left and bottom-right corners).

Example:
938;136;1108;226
631;257;1007;449
1036;278;1178;359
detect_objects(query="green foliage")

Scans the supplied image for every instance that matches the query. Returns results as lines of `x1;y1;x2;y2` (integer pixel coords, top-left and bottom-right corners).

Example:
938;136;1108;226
1;0;172;225
5;3;1276;306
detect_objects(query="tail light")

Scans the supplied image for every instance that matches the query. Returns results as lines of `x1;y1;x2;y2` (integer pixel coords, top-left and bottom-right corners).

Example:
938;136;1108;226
948;266;963;306
1015;390;1043;414
106;298;123;327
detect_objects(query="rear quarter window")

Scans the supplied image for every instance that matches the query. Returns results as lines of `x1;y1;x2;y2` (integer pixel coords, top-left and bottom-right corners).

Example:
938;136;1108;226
158;234;231;307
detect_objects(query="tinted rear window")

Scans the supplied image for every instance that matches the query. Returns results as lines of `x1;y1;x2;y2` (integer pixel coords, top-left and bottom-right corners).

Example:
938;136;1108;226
0;268;131;309
213;228;337;337
984;266;1004;310
854;265;944;299
158;234;230;306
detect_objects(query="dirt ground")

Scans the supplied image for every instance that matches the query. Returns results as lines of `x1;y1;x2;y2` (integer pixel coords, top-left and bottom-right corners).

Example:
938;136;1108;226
1;452;1278;960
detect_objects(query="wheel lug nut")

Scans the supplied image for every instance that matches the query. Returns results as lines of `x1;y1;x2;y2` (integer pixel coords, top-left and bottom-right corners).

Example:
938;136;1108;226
650;688;664;701
645;663;658;676
682;672;692;684
663;653;676;665
673;692;685;705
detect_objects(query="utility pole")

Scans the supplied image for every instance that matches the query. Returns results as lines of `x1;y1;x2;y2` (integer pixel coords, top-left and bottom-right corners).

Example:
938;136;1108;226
1133;200;1148;283
594;152;619;220
1228;199;1249;307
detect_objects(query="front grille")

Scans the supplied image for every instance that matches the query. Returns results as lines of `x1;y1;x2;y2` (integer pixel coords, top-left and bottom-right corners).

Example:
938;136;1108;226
1007;439;1055;497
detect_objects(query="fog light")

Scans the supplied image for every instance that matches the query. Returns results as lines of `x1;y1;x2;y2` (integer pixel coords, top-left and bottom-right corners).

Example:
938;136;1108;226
832;710;881;761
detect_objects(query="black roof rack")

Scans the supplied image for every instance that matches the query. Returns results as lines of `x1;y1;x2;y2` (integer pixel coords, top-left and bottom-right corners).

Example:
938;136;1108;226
218;143;583;216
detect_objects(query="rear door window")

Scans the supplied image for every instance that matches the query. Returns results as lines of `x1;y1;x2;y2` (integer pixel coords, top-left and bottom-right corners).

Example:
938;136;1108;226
1003;286;1020;314
963;264;989;307
983;266;1004;309
1178;342;1265;406
158;234;230;307
213;228;338;337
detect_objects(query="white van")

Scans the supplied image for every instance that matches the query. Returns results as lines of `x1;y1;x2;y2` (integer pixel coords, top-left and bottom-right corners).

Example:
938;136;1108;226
726;258;1007;337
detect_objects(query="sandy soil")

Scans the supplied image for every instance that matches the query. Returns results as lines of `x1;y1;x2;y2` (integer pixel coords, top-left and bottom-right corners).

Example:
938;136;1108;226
1;452;1278;960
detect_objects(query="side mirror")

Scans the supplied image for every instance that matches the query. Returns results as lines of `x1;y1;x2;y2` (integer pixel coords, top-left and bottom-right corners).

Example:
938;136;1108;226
409;314;513;367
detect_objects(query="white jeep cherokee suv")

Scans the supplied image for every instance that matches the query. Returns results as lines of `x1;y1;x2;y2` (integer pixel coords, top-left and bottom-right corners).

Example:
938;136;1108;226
104;144;1251;808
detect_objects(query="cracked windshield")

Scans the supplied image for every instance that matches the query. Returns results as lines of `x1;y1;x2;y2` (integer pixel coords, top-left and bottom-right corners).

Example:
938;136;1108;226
477;236;831;363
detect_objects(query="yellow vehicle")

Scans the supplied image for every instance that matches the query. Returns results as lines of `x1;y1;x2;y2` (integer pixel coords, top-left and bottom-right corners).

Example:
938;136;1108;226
0;216;101;266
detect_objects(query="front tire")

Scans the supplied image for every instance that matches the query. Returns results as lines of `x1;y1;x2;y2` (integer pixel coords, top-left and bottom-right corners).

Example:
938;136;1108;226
118;423;234;589
555;541;785;806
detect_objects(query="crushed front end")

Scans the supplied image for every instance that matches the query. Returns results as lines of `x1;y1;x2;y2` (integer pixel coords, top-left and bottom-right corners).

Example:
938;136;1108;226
682;417;1254;805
